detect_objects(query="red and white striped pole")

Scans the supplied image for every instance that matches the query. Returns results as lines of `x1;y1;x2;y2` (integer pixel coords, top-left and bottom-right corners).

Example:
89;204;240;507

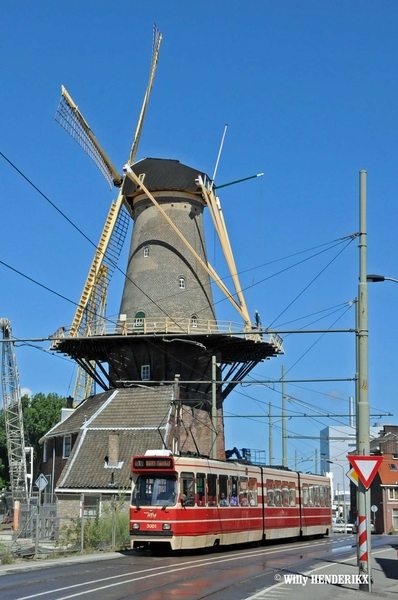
358;514;368;563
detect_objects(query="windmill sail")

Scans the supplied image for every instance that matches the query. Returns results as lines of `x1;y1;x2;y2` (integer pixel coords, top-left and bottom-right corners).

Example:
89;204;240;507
54;86;122;189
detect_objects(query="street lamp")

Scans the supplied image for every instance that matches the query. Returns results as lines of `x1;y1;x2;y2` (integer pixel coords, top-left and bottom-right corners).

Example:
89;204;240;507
367;274;398;284
327;460;347;534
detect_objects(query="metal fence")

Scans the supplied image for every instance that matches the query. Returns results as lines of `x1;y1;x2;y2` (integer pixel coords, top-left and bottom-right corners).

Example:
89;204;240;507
0;496;130;560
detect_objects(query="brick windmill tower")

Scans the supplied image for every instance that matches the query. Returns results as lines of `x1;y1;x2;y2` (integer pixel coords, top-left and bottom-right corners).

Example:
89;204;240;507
51;26;283;466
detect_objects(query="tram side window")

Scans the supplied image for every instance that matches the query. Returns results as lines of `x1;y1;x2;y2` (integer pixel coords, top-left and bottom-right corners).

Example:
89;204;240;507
274;480;282;507
308;485;314;506
180;472;195;506
302;484;309;507
314;485;320;507
266;479;274;506
239;476;249;506
230;476;238;506
219;475;228;506
282;481;289;507
248;477;258;506
207;474;217;506
196;473;206;506
326;485;331;507
289;482;296;507
319;485;325;507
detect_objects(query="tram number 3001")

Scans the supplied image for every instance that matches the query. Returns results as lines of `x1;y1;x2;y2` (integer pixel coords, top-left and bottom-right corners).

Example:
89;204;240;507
146;523;158;529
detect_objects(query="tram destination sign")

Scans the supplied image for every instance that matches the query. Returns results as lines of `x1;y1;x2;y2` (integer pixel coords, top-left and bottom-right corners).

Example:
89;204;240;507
133;457;174;470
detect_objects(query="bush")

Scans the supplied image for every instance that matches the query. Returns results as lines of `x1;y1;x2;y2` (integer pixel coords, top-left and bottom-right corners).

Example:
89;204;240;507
0;545;14;565
57;495;130;552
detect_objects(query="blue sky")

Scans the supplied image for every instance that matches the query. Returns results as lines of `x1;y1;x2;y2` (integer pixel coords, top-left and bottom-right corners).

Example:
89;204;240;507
1;1;398;479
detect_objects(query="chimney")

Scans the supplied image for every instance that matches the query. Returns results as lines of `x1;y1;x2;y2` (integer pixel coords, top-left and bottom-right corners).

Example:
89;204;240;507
108;432;119;467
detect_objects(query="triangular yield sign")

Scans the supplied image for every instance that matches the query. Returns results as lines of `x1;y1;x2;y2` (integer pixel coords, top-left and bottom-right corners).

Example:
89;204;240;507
347;455;383;489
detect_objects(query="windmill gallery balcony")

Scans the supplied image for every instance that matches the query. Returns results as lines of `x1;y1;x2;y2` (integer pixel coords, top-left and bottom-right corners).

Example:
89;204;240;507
51;316;284;353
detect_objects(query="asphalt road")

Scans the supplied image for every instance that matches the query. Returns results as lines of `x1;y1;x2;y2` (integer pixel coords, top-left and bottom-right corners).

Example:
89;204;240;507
0;534;397;600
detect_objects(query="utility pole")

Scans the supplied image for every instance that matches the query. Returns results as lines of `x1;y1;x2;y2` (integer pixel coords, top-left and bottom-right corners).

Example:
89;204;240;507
357;170;371;591
212;355;217;459
269;402;273;466
282;365;287;467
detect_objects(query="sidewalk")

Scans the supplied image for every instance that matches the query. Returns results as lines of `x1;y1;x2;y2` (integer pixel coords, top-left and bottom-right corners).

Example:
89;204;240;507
268;541;398;599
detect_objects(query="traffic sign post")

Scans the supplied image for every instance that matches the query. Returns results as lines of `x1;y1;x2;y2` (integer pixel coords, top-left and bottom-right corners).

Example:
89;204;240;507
356;171;371;592
348;453;382;589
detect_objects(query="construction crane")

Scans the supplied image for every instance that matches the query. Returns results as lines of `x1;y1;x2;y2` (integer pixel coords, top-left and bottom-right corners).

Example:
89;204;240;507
0;318;28;505
54;25;162;405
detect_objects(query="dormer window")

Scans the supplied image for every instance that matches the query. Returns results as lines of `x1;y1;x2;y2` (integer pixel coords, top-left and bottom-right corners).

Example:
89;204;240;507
190;314;198;328
179;277;185;290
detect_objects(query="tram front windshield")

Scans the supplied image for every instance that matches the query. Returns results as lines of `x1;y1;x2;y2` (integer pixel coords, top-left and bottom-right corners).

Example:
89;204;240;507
132;475;177;507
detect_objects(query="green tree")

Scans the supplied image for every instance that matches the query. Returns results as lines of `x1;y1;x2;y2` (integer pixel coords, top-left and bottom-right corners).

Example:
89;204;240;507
0;392;66;488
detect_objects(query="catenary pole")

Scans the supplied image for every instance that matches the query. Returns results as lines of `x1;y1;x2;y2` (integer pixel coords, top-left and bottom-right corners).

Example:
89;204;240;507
357;170;371;591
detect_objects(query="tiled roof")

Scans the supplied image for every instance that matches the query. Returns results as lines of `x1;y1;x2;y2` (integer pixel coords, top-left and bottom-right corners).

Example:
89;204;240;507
377;454;398;485
56;429;167;490
42;390;114;438
47;386;175;491
42;387;173;439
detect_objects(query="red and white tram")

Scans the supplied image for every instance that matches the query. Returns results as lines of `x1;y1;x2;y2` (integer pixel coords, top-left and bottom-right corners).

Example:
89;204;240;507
130;450;332;551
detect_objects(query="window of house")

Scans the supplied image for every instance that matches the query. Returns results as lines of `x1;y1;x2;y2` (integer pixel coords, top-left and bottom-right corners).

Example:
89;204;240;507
141;365;150;380
83;495;100;518
143;246;149;257
63;435;71;458
393;509;398;532
388;487;398;500
389;464;397;471
179;277;185;289
43;441;48;463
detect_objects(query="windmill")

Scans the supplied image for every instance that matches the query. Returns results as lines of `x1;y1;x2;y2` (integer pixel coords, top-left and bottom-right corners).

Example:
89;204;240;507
54;25;162;405
51;25;283;458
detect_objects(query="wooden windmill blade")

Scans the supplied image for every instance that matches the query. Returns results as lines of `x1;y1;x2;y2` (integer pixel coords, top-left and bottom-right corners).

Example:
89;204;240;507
128;23;162;166
54;24;162;405
201;184;252;330
55;86;123;189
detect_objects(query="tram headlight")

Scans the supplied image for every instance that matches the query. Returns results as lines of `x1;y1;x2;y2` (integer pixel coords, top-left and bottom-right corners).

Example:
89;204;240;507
132;523;140;530
162;523;171;530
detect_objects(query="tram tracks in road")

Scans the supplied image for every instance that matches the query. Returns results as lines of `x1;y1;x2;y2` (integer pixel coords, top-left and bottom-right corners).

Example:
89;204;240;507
7;538;350;600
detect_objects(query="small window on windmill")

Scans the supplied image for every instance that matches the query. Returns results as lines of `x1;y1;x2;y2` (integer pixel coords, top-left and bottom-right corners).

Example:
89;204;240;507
190;314;198;328
141;365;150;380
134;311;145;330
179;277;185;290
137;173;146;188
143;246;149;258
